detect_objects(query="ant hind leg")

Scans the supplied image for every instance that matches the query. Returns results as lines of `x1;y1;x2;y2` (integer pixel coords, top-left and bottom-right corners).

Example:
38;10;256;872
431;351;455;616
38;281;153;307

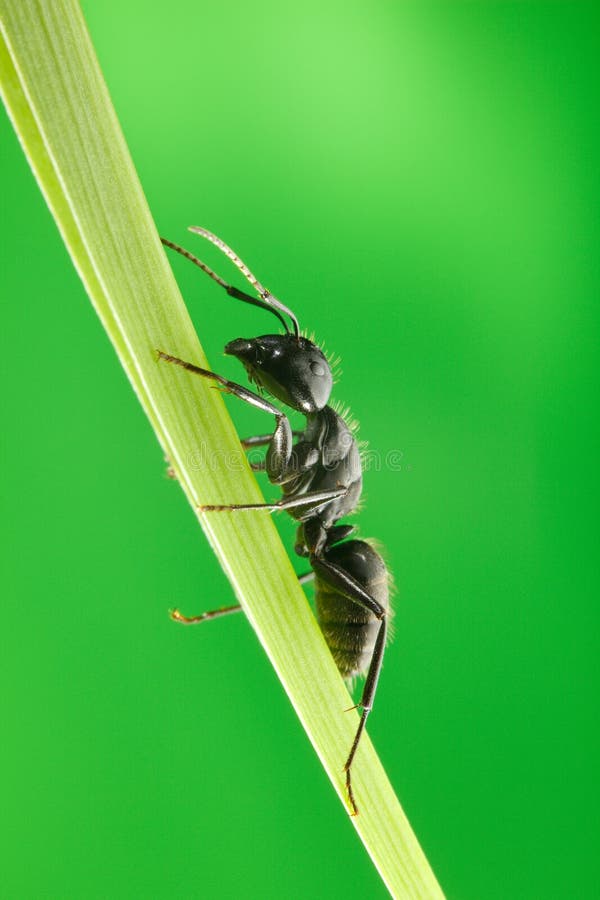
170;572;315;624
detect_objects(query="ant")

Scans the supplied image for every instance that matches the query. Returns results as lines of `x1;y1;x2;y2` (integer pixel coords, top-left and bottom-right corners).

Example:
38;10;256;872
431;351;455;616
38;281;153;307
159;228;392;816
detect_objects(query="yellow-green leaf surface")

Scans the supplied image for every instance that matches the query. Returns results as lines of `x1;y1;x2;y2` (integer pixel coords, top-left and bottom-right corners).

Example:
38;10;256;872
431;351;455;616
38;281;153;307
0;3;443;897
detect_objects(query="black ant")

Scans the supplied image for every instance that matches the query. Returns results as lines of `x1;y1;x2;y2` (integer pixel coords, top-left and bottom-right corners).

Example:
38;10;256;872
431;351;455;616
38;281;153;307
159;228;392;816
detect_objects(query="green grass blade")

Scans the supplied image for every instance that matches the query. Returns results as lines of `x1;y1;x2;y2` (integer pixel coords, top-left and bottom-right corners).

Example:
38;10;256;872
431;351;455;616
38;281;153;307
0;3;443;896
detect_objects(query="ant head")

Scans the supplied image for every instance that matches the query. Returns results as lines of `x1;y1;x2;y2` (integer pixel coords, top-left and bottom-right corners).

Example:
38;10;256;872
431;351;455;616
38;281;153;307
225;334;333;413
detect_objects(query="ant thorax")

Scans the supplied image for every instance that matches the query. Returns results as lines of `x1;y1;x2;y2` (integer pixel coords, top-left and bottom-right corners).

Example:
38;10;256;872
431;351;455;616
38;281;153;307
294;406;363;527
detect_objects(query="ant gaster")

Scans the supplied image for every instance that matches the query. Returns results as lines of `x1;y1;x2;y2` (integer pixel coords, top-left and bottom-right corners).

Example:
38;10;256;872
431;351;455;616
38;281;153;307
159;228;392;815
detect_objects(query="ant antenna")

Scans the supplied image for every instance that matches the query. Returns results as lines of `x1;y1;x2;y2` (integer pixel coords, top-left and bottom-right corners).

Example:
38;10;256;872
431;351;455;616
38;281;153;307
161;238;289;333
189;226;300;339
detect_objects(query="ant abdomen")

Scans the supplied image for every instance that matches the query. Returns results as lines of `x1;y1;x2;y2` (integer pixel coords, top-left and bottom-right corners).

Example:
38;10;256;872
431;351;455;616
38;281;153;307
315;540;390;679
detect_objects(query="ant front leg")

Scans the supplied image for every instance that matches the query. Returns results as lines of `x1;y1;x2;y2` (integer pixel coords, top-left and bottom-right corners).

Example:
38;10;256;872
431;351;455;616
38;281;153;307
158;352;318;507
241;431;305;472
241;431;304;449
157;351;295;483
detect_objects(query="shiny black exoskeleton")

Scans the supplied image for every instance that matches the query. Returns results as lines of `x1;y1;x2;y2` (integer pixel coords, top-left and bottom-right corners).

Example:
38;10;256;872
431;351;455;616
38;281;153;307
159;228;391;815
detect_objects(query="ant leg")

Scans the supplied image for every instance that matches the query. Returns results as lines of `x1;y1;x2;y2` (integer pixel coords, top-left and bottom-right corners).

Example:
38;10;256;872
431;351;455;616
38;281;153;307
309;555;388;816
200;486;347;513
171;572;314;623
310;557;386;620
343;617;388;816
158;353;324;503
241;431;303;449
158;352;284;418
298;571;314;585
249;459;267;472
158;353;319;492
157;351;294;484
242;431;305;473
170;604;242;624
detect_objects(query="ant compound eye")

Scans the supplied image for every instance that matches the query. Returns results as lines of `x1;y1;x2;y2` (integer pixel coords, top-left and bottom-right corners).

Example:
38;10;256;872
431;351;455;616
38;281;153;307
310;361;326;377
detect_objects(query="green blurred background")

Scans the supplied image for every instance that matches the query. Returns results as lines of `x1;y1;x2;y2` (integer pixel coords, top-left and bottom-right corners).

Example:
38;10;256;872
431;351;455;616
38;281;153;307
1;2;598;897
